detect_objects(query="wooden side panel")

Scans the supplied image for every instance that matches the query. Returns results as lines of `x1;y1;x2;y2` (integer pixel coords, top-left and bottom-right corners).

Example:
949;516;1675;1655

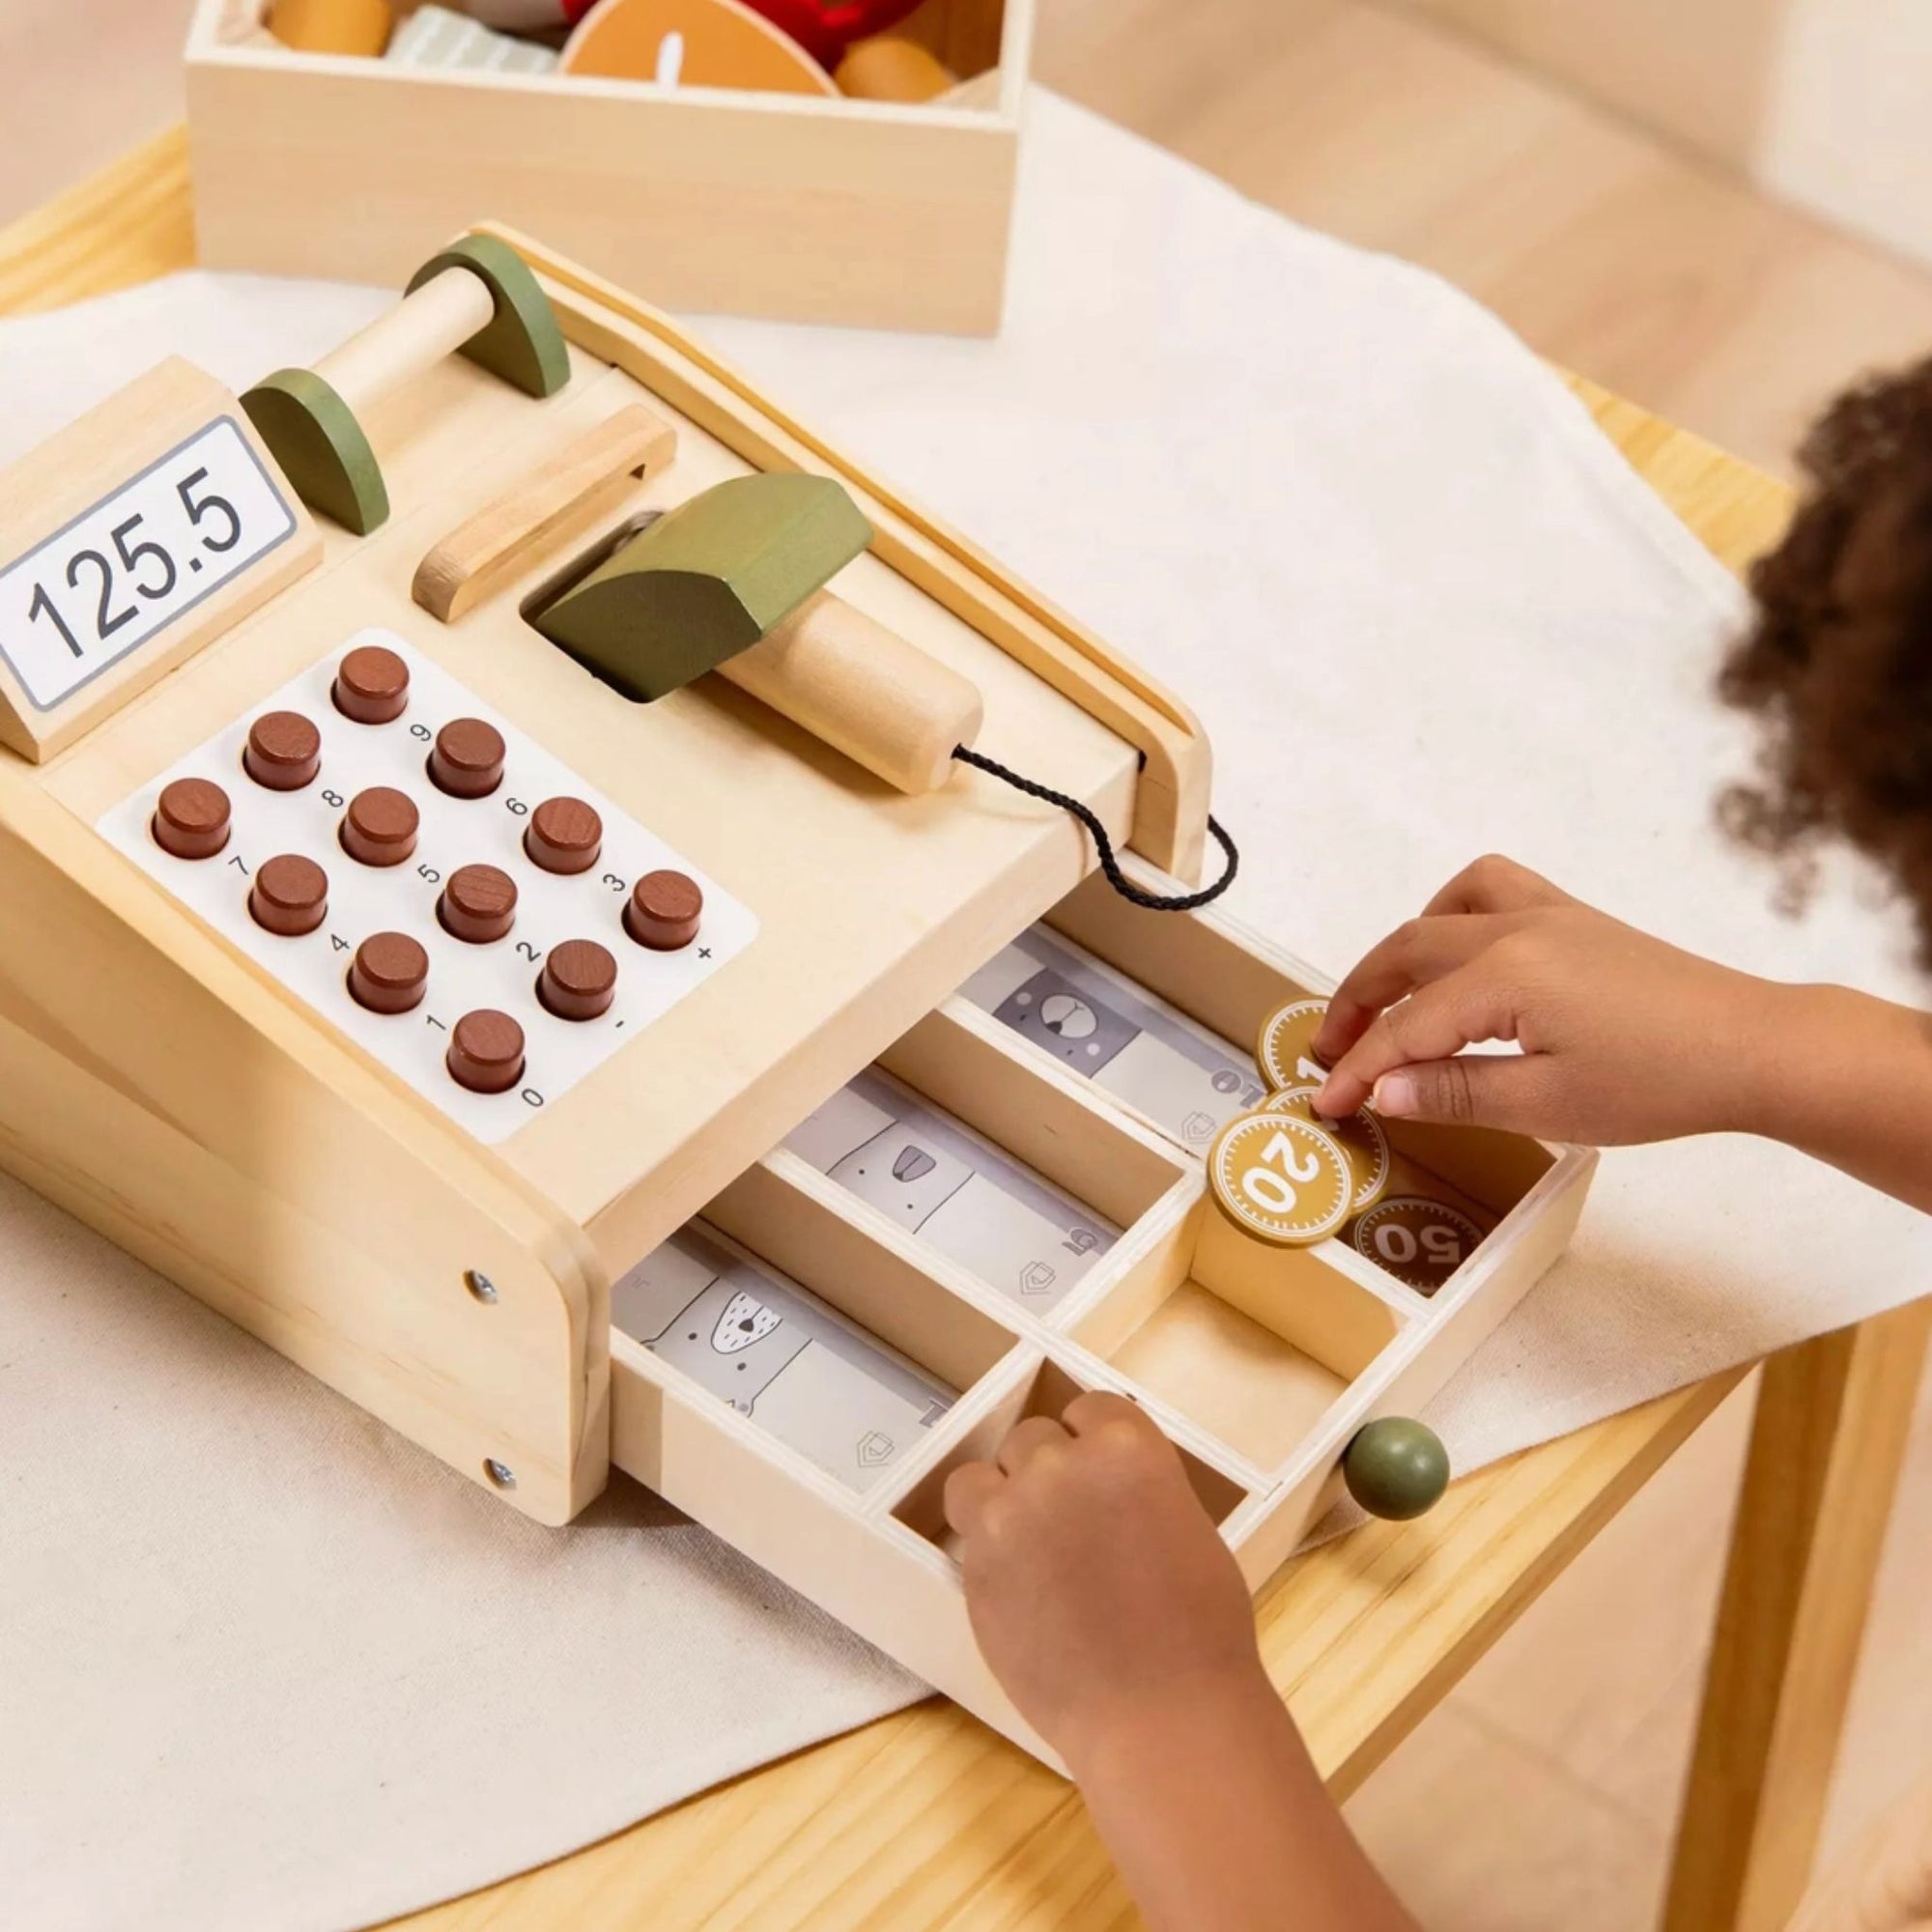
0;776;608;1524
185;41;1021;334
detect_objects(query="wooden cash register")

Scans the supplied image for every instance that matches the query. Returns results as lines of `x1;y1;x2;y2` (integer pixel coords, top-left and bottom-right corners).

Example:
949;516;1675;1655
0;230;1596;1763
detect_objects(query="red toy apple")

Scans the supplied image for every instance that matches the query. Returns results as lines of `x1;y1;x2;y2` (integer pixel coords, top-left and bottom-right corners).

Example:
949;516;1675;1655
735;0;926;69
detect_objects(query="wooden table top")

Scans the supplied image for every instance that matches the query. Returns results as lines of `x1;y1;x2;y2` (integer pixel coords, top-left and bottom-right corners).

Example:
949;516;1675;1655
0;126;1794;1932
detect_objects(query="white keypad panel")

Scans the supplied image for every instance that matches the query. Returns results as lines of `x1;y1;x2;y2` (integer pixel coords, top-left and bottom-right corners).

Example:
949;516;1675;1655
97;629;758;1144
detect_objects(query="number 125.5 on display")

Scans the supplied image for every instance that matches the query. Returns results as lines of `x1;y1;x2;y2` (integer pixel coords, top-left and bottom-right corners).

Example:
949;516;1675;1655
0;417;298;713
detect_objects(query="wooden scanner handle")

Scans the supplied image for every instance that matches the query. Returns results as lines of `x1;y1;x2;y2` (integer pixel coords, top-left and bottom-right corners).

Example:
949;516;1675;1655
719;591;983;796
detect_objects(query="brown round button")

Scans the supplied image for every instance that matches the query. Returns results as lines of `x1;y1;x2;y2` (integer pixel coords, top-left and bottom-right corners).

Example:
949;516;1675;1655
348;930;429;1014
447;1009;526;1095
439;863;518;944
428;718;506;799
538;939;618;1021
248;853;328;937
340;786;419;867
524;796;603;876
243;711;321;791
624;869;703;951
152;778;232;860
332;644;410;724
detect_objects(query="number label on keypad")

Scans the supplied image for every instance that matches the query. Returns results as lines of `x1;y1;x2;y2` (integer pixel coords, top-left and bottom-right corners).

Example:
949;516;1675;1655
97;629;759;1143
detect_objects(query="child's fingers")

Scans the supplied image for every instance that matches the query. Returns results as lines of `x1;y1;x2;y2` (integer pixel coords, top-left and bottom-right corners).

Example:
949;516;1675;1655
996;1414;1072;1475
1060;1389;1157;1440
943;1461;1006;1539
1369;1053;1552;1133
1316;965;1520;1118
1315;915;1513;1065
1421;853;1576;919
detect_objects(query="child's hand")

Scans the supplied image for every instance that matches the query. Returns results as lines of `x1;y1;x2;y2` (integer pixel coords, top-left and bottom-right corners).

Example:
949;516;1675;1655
1312;854;1791;1145
947;1397;1422;1931
942;1390;1265;1766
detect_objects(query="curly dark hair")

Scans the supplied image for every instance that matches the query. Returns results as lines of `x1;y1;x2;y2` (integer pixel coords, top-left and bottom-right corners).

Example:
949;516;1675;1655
1719;357;1932;965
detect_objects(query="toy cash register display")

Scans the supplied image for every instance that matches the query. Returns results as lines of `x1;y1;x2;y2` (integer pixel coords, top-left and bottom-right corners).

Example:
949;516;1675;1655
0;228;1598;1767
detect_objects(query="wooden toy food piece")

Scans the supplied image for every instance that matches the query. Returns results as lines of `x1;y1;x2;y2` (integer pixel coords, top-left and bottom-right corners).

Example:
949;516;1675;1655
385;4;560;71
459;0;595;29
525;796;603;874
244;710;323;791
269;0;394;55
151;779;232;861
732;0;922;69
440;864;520;943
534;474;983;795
447;1009;526;1094
429;718;507;798
331;642;411;723
340;786;420;867
835;34;953;101
243;235;570;536
249;853;329;936
1269;1086;1389;1216
349;931;430;1014
1343;1417;1450;1520
538;939;618;1021
1257;997;1331;1093
625;869;702;950
1350;1197;1488;1297
412;406;676;622
560;0;839;94
1208;1109;1352;1247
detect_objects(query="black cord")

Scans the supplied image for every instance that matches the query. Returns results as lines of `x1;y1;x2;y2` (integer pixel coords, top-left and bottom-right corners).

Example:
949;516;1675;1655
953;744;1239;913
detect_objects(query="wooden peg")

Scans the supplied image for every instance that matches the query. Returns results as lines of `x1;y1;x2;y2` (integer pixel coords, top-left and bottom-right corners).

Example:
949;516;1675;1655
412;405;677;622
722;589;983;795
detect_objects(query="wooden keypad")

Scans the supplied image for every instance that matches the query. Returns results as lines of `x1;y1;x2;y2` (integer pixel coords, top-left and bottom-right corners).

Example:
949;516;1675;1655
98;629;758;1143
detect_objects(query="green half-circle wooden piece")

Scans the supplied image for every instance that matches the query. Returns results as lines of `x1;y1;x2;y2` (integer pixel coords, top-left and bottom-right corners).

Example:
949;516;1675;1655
242;369;388;535
406;233;571;399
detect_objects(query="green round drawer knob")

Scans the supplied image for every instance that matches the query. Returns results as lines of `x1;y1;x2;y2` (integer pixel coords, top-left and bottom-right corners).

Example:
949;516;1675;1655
1343;1417;1449;1520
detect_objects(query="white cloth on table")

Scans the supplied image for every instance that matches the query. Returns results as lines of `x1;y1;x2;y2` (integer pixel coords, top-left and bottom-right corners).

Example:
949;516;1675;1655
3;88;1927;1932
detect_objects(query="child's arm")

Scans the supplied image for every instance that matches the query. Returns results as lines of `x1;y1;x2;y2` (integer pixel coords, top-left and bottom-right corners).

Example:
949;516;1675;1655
1312;854;1932;1214
944;1391;1418;1932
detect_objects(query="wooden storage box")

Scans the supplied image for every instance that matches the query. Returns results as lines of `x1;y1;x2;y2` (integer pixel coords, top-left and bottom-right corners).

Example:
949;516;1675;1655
184;0;1029;332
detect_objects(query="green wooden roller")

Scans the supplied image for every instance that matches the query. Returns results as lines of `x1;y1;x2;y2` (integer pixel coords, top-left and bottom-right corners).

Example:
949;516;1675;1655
1343;1417;1450;1520
242;233;570;536
532;472;874;702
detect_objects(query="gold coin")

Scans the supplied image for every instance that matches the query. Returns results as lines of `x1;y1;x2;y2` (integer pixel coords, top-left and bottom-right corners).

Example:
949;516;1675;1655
1272;1086;1390;1214
1208;1109;1353;1247
1350;1196;1488;1296
1256;998;1332;1094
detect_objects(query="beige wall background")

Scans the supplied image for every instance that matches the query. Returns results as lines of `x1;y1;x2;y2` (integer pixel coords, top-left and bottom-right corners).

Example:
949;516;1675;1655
1401;0;1932;270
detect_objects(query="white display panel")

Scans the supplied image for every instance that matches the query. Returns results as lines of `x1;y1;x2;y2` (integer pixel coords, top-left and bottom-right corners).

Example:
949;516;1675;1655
97;631;758;1144
0;417;298;711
